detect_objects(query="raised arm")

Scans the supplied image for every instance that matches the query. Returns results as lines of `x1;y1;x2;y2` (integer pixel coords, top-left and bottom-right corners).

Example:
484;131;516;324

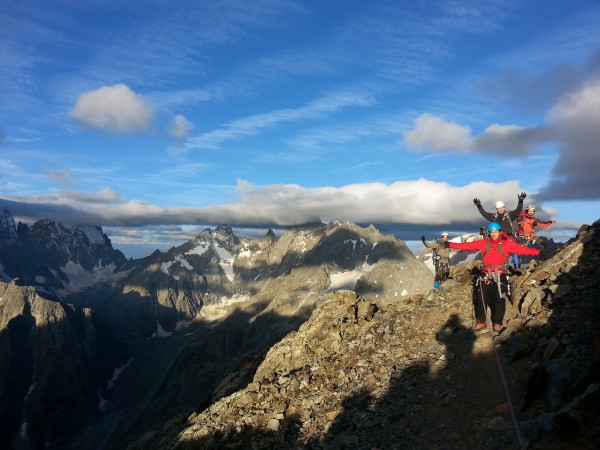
510;192;527;219
473;198;495;221
421;235;438;249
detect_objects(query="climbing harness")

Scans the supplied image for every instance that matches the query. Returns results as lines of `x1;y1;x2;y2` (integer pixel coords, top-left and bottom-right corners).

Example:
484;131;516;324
435;260;449;282
476;276;526;450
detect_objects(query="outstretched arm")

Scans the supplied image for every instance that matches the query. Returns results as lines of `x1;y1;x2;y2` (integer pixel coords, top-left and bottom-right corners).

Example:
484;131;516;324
505;240;540;256
536;220;556;228
449;240;484;252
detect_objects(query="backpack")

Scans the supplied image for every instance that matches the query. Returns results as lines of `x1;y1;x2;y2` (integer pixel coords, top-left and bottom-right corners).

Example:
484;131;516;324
484;238;507;262
494;210;517;237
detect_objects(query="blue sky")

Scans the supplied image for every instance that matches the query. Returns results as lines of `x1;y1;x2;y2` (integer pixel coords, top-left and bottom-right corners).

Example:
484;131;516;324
2;0;600;258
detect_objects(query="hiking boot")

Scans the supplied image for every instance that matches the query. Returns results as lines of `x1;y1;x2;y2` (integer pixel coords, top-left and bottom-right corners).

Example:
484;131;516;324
474;322;486;331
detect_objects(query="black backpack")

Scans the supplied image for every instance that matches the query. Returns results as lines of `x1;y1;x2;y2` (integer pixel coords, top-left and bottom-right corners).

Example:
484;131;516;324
494;211;517;237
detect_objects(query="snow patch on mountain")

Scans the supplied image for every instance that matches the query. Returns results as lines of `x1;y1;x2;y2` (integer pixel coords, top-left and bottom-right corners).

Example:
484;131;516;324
186;235;235;281
153;321;172;338
237;243;253;259
214;248;235;281
161;261;173;276
55;261;129;297
186;243;210;256
344;238;367;251
199;294;250;322
326;258;375;292
161;256;193;278
75;225;105;244
107;358;133;390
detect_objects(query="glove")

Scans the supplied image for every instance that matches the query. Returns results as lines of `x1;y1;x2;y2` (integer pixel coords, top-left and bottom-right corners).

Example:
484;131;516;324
518;192;527;201
473;198;481;207
421;235;426;243
439;241;450;249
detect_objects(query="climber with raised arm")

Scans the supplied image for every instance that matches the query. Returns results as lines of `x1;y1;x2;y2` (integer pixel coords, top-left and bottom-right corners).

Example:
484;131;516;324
421;232;451;289
472;192;527;238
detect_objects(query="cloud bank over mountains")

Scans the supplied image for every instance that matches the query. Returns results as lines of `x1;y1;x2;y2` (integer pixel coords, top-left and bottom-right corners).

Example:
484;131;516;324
1;178;554;229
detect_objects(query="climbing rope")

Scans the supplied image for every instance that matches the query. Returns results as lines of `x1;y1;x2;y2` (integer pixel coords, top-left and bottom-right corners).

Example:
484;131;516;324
477;276;526;450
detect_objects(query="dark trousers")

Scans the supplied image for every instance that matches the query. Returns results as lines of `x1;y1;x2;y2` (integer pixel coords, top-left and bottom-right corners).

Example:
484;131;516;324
474;274;508;325
434;260;449;283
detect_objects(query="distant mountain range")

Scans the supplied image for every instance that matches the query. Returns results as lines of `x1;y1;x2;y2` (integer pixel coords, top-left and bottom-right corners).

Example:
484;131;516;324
0;208;433;449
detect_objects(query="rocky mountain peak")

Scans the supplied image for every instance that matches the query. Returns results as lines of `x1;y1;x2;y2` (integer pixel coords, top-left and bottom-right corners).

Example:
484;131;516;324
215;224;234;235
0;209;127;296
0;207;18;241
265;228;276;242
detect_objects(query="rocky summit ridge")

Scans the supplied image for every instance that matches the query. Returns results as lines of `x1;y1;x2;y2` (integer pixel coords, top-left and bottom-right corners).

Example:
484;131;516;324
130;220;600;450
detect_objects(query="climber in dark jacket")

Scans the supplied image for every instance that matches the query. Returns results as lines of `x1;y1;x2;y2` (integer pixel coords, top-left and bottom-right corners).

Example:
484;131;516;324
472;192;527;238
421;232;451;288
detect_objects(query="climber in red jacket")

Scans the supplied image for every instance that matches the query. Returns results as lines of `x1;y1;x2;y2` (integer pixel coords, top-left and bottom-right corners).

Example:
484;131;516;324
442;222;540;333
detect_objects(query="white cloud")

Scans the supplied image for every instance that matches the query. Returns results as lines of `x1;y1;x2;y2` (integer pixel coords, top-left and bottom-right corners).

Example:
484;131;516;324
69;84;154;133
168;114;194;139
401;113;549;156
401;113;472;152
1;178;536;230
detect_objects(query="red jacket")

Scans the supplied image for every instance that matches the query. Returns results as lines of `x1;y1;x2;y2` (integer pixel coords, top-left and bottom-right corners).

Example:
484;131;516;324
517;211;554;239
449;237;540;271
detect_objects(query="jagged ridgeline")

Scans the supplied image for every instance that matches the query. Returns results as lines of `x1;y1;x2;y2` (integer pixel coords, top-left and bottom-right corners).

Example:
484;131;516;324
134;221;600;449
0;208;432;449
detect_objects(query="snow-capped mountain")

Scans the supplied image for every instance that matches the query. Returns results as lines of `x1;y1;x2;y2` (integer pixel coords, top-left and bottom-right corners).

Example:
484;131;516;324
96;220;433;341
0;209;128;294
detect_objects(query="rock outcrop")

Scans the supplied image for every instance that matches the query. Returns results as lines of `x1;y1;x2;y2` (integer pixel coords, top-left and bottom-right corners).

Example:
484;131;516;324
0;281;128;449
